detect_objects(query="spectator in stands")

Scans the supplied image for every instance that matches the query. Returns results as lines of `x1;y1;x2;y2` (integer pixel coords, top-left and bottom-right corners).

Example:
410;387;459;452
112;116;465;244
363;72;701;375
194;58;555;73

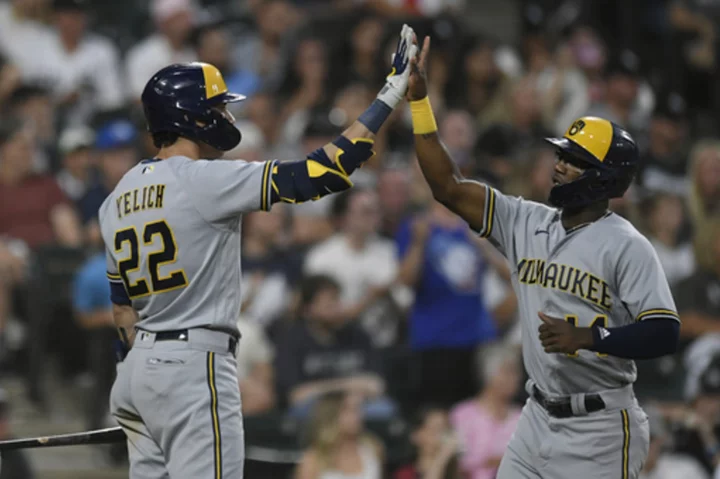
241;206;296;329
78;119;137;246
438;109;476;176
275;275;393;418
245;92;291;160
126;0;196;99
339;15;385;90
0;119;81;250
533;38;590;136
72;251;116;432
450;344;522;479
397;201;510;407
639;405;709;479
475;77;552;183
505;145;555;203
236;314;275;415
636;90;690;196
193;21;261;107
233;0;299;93
0;0;55;87
8;84;55;171
0;55;21;108
673;353;720;475
376;166;413;239
304;189;400;346
0;388;34;479
55;125;95;202
296;391;383;479
688;139;720;227
566;26;607;105
278;37;332;136
394;408;461;479
445;36;512;129
642;193;695;287
586;49;641;131
48;0;125;125
675;219;720;347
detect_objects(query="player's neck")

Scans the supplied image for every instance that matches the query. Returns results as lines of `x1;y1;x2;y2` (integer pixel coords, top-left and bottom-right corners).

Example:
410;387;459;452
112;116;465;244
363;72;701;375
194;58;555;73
560;201;609;231
156;138;201;161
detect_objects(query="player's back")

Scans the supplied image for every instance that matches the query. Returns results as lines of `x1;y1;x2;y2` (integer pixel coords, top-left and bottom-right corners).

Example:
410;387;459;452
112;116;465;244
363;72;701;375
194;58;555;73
99;155;272;335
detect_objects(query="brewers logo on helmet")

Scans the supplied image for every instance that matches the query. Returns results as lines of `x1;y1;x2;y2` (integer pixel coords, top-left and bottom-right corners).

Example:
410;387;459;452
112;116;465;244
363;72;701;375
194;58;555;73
141;62;245;152
544;116;639;209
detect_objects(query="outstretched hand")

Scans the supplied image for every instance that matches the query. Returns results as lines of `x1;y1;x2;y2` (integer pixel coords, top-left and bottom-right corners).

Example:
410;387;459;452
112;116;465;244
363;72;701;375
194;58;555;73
407;35;431;101
376;24;418;109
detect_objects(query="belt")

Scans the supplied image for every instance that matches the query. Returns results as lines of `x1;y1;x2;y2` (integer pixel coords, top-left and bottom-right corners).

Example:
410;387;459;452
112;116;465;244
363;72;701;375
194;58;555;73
532;386;605;418
155;329;238;354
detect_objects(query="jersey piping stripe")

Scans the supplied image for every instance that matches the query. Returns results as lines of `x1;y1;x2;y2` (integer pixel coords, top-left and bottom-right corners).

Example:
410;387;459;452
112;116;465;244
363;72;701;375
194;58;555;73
635;309;679;321
621;409;630;479
207;352;222;479
260;161;272;211
480;187;496;238
107;271;121;280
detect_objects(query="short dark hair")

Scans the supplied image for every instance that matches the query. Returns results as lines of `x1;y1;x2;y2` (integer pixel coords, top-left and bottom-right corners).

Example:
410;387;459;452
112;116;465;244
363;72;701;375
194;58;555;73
299;274;340;309
152;131;180;149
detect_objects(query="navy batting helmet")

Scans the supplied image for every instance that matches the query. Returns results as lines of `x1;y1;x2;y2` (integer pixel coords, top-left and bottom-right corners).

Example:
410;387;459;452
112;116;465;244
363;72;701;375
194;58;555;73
141;62;245;151
544;117;639;209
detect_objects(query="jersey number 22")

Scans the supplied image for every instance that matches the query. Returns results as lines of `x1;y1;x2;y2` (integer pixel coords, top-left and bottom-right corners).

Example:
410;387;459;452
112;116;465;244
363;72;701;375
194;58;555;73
114;220;188;298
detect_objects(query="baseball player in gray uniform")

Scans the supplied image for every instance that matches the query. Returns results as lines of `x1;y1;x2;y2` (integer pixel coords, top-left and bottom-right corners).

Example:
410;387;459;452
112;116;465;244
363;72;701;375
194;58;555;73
404;33;680;479
99;27;418;479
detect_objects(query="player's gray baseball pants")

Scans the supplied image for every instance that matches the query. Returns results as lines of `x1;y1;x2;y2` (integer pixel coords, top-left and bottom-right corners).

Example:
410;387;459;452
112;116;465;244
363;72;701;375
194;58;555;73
110;328;244;479
498;380;649;479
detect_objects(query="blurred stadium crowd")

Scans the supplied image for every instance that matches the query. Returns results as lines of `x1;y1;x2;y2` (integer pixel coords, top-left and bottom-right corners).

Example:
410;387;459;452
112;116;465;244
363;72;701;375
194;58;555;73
1;0;720;477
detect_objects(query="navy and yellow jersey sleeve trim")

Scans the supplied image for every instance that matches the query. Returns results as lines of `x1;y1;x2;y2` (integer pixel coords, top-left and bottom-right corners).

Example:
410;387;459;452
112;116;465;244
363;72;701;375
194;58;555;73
260;160;274;212
477;187;496;238
635;308;680;322
107;271;123;282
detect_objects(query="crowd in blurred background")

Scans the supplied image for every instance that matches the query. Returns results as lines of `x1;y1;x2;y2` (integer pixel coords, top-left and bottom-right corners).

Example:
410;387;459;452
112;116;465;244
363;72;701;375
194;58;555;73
1;0;720;477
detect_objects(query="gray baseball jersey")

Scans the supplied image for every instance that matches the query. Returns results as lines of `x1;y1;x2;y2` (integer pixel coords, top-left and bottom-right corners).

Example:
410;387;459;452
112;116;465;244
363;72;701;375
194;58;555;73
100;156;274;335
476;187;680;396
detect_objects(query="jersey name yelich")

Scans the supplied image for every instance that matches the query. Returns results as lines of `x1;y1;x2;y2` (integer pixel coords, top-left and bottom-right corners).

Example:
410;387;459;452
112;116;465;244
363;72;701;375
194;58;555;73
115;184;166;219
517;258;612;310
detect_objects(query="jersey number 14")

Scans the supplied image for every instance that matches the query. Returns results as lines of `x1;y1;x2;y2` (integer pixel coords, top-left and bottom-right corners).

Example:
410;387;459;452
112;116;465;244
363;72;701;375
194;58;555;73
114;220;188;298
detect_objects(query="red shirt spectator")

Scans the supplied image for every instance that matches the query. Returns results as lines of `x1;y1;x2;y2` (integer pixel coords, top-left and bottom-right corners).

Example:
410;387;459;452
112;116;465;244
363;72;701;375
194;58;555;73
0;120;81;249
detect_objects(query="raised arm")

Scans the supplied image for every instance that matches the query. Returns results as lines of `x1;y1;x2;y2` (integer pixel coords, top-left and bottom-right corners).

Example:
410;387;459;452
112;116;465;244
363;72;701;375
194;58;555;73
269;26;418;206
406;36;488;233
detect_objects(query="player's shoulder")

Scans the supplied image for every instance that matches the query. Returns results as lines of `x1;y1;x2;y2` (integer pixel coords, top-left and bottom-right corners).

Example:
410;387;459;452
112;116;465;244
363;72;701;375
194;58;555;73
495;188;557;218
604;213;656;255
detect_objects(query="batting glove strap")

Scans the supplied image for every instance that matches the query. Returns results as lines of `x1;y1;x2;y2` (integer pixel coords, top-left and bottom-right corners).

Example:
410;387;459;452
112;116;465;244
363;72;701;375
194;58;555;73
376;24;418;109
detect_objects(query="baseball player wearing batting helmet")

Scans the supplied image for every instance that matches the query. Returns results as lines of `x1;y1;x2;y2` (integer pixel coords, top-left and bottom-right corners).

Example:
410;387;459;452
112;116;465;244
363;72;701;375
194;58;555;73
405;30;680;479
100;26;417;479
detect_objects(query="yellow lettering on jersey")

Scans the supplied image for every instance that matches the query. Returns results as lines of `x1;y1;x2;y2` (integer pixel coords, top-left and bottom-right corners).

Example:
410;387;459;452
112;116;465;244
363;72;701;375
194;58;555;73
132;189;141;212
115;184;165;219
147;185;155;208
155;184;165;208
544;263;559;289
557;264;571;291
123;192;131;216
517;258;612;310
570;270;588;298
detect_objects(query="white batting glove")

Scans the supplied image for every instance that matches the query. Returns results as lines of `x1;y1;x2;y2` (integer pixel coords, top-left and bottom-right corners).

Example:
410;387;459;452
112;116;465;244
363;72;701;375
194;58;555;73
376;24;418;109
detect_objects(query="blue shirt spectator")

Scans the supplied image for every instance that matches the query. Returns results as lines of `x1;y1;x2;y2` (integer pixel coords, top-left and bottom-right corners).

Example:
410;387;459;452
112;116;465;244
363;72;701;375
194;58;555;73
396;210;497;351
73;252;112;318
